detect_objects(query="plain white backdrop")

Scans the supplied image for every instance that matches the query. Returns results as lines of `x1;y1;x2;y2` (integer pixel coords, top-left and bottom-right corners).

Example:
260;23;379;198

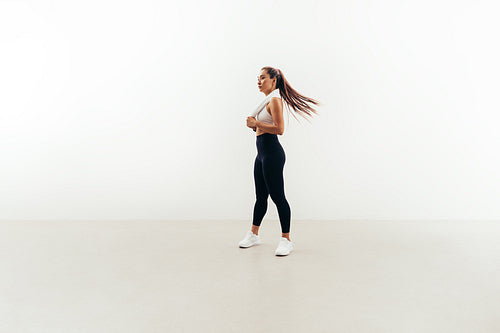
1;0;499;221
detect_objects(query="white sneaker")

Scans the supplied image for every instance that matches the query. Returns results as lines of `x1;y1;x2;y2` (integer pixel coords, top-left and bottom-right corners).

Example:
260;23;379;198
275;237;293;256
238;230;260;248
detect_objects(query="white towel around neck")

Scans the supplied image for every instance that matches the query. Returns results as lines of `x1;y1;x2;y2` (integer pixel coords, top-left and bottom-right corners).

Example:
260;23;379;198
249;89;282;118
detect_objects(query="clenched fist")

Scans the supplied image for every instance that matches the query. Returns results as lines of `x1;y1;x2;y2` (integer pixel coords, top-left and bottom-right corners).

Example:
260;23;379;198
247;116;257;130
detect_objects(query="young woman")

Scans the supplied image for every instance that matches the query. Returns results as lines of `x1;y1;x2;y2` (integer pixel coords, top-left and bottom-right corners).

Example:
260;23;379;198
238;66;320;256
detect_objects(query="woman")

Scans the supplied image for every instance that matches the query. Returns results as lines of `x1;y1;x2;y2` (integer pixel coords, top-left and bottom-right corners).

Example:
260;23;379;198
238;66;320;256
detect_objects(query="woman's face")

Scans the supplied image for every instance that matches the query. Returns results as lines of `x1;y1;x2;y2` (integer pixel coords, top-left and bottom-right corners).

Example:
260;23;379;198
257;70;276;93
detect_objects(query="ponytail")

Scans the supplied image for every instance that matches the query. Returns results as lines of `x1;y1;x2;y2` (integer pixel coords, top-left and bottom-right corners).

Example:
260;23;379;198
262;66;321;124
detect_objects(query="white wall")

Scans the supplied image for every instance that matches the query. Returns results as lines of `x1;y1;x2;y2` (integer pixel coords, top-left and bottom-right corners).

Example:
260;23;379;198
1;0;499;221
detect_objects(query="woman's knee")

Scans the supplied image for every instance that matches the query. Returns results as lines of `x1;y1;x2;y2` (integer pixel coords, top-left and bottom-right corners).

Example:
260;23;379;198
256;193;269;201
269;192;287;204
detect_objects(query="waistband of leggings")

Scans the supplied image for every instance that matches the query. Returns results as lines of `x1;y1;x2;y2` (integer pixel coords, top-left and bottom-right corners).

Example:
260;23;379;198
256;133;278;140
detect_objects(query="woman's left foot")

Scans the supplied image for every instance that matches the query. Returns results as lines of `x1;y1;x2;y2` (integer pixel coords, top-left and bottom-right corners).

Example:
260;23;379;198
275;237;293;256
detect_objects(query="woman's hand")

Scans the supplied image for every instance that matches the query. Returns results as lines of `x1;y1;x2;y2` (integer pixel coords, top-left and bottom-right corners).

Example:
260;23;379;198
247;116;257;129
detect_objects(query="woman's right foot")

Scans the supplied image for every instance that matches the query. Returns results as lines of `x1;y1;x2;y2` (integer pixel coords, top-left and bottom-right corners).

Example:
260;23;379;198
238;230;260;248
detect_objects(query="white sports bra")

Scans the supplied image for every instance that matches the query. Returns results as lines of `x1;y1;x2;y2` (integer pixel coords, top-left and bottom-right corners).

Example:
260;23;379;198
255;89;282;125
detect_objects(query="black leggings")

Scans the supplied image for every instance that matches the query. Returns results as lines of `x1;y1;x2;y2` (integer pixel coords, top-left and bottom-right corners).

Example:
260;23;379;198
252;133;291;233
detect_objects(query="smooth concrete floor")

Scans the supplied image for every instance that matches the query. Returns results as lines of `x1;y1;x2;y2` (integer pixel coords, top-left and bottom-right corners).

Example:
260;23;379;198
1;219;499;333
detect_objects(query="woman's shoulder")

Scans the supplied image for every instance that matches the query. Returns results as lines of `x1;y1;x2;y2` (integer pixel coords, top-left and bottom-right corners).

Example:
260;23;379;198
270;96;283;106
266;96;283;113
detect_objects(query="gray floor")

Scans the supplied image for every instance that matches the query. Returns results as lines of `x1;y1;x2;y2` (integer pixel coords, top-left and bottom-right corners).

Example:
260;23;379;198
1;220;499;333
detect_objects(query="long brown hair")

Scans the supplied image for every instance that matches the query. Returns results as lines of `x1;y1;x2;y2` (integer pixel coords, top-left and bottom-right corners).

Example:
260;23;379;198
262;66;321;124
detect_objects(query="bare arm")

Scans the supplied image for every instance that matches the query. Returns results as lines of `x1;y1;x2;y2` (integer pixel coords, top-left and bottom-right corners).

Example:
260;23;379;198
255;121;281;135
255;98;284;135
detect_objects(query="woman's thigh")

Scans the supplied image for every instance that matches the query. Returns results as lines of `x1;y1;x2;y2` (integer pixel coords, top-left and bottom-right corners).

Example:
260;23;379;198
254;155;268;197
261;150;286;195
